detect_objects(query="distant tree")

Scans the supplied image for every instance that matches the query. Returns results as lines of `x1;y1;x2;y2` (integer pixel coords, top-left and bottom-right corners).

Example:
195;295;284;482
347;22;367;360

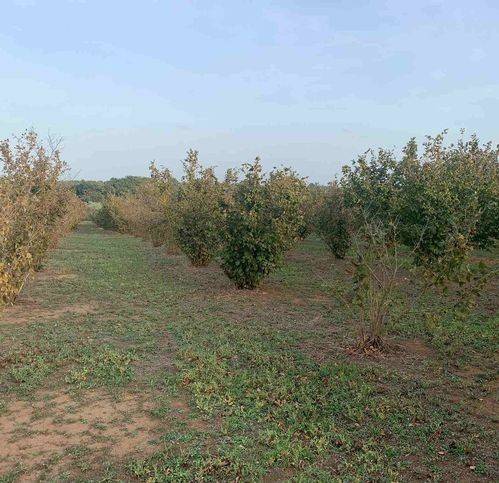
106;176;149;197
297;183;328;239
314;183;351;259
69;180;108;202
70;176;148;203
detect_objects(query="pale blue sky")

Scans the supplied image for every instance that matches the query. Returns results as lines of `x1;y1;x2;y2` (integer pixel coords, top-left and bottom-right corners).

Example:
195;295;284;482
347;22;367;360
1;0;498;181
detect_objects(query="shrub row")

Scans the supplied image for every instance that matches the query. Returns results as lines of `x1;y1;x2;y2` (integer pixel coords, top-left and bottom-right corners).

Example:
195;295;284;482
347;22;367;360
95;132;498;292
317;132;498;348
95;154;307;289
93;132;497;348
0;130;87;308
338;132;498;283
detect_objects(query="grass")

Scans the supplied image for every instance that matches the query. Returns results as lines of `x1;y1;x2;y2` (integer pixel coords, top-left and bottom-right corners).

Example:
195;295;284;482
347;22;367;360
0;222;497;481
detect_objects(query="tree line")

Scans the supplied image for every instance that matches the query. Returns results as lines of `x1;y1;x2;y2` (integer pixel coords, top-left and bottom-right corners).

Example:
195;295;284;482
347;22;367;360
65;176;149;203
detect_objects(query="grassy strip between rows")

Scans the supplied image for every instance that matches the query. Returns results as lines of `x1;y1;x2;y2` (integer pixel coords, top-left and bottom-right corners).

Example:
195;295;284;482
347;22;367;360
0;223;496;481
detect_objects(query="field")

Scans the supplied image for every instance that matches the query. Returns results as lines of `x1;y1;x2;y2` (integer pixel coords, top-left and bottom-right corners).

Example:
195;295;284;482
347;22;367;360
0;222;497;481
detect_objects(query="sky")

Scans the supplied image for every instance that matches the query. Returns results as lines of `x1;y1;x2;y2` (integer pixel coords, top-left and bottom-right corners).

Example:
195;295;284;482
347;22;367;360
1;0;498;182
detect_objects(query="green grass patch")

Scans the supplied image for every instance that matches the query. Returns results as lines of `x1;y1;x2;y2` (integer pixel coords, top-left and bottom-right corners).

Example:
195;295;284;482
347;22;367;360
0;223;496;481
